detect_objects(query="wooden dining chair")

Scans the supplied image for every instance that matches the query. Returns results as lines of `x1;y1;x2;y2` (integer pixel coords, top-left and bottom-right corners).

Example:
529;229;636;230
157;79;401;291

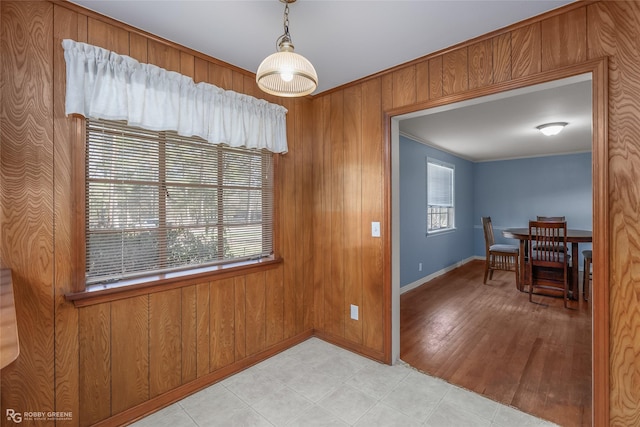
482;217;519;286
528;220;570;308
536;216;566;221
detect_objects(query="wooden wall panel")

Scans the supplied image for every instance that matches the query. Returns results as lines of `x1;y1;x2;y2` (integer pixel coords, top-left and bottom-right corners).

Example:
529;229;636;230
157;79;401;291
428;56;443;99
181;286;198;383
511;22;542;78
129;33;148;63
149;289;182;397
265;267;285;346
245;272;267;355
442;49;468;95
210;278;235;370
148;39;181;72
312;97;326;332
301;100;315;332
293;99;306;336
586;3;640;425
392;66;417;108
343;85;363;344
0;3;55;426
541;7;587;72
492;33;512;84
233;277;247;360
208;62;233;89
195;282;210;377
87;17;128;54
415;60;430;102
78;304;110;426
468;40;493;90
328;91;345;338
53;4;80;426
361;78;384;353
111;296;149;414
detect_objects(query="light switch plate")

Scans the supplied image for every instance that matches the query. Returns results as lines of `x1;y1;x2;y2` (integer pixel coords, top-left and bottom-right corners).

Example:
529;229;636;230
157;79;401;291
371;221;381;237
350;304;359;320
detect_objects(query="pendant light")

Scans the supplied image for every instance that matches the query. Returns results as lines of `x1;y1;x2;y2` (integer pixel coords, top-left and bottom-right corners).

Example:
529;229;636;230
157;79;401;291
256;0;318;97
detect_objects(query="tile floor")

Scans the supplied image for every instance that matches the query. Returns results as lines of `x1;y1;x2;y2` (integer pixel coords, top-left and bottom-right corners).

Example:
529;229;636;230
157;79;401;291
132;338;558;427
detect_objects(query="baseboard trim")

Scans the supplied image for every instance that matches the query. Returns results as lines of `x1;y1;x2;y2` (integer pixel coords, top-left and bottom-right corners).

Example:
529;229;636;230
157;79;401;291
400;256;482;295
99;330;314;427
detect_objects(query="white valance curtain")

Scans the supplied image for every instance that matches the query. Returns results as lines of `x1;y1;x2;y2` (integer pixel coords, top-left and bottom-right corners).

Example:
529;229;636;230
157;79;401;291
62;39;288;154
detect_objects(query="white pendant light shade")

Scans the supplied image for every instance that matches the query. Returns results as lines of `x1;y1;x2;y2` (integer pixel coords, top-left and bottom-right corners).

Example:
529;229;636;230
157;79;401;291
256;0;318;97
256;44;318;97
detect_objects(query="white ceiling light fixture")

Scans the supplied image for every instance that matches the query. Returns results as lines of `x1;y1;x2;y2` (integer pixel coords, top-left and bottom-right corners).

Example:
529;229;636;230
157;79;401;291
536;122;568;136
256;0;318;97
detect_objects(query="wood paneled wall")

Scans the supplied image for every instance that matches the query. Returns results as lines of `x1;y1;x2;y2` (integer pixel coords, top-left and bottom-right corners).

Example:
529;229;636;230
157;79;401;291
0;2;313;426
2;1;640;426
310;1;640;426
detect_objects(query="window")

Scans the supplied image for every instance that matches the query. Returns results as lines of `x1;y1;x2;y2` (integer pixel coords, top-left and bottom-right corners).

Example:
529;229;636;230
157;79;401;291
426;158;455;232
85;118;273;285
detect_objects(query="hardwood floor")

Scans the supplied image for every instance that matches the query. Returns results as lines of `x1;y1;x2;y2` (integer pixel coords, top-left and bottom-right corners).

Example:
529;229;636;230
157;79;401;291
400;260;592;427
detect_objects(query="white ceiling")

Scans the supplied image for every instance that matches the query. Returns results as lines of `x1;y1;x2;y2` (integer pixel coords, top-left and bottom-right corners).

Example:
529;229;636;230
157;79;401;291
70;0;587;161
70;0;573;94
399;75;593;162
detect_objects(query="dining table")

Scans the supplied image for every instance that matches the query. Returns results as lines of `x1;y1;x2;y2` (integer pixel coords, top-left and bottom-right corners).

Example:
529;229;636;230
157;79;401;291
502;227;592;299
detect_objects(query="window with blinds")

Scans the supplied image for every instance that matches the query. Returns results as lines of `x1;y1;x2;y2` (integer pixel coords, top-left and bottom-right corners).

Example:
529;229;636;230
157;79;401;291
85;118;274;285
426;158;455;232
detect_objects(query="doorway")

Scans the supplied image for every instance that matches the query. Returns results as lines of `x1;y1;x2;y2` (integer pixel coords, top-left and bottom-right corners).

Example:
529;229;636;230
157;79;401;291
386;59;609;425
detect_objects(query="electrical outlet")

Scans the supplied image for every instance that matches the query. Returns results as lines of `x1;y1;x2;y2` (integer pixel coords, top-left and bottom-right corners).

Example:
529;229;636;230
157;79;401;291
350;304;359;320
371;221;381;237
419;262;422;272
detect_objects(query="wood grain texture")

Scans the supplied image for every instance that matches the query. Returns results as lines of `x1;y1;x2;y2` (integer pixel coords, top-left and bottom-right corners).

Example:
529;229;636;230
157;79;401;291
293;98;305;336
53;4;80;425
111;296;149;414
129;32;148;63
0;2;55;425
301;100;315;332
415;60;430;102
327;91;345;338
392;66;417;108
343;84;363;344
492;33;512;84
78;304;111;426
511;22;542;78
442;49;468;95
210;278;235;370
311;98;326;332
265;266;285;347
245;272;266;355
233;277;246;361
195;282;210;377
147;39;181;72
468;40;493;90
181;286;197;383
87;16;128;54
149;289;182;397
428;56;443;99
361;78;384;353
586;3;640;425
401;261;592;427
541;6;587;71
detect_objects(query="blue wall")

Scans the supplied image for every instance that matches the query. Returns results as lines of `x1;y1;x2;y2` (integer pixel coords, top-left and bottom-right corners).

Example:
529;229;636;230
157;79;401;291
399;136;475;287
399;135;592;288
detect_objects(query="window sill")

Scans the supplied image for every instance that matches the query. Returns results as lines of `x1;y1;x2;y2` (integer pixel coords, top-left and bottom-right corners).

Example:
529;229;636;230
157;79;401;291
427;227;457;237
65;256;283;308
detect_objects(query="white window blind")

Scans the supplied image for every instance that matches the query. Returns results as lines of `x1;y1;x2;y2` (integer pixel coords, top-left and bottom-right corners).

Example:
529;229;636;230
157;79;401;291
86;118;273;284
427;159;455;232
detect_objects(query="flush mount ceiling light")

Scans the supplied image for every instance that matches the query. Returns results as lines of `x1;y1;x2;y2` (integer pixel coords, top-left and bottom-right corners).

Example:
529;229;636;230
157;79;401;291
536;122;568;136
256;0;318;97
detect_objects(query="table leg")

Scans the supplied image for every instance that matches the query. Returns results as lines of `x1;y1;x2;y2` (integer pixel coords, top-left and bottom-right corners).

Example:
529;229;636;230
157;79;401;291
518;239;526;292
571;242;579;300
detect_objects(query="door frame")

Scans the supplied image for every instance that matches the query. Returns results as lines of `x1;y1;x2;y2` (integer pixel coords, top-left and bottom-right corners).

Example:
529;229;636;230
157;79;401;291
383;58;609;425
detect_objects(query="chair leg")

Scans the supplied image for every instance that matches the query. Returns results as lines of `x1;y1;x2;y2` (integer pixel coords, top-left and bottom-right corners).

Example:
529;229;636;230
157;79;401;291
483;258;489;284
